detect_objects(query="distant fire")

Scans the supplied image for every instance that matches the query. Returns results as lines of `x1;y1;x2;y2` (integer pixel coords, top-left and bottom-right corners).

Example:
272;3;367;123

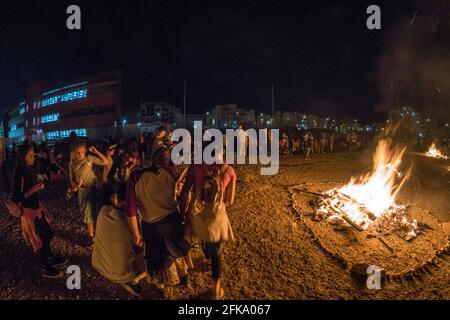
425;143;448;160
317;139;416;238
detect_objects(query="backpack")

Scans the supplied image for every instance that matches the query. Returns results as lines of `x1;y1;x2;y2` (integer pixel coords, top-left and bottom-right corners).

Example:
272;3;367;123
189;165;228;220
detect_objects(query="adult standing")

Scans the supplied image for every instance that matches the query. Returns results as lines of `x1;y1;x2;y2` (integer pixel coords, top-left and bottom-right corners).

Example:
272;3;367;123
12;144;68;278
126;147;190;298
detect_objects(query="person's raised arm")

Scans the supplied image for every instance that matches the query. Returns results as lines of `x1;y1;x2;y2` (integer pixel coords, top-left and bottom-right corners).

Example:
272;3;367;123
88;146;108;166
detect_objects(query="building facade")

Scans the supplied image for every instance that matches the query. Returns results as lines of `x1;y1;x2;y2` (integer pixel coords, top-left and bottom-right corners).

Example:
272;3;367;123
211;104;256;129
2;70;125;144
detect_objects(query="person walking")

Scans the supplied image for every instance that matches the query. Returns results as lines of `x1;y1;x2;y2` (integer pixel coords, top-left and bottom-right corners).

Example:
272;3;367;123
179;157;236;300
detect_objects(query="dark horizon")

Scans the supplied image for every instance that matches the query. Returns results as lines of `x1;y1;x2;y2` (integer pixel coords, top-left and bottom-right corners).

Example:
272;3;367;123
1;0;448;124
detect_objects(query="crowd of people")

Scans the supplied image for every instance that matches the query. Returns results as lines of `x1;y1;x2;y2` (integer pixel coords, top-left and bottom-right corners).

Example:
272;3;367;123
6;124;440;299
279;130;362;159
5;127;237;300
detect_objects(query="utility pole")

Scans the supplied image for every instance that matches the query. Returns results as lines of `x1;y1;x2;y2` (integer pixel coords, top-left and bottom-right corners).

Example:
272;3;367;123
183;79;187;128
271;83;275;115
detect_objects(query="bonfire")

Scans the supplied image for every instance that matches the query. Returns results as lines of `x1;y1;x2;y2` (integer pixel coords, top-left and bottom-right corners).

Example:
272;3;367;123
316;139;417;239
425;143;448;160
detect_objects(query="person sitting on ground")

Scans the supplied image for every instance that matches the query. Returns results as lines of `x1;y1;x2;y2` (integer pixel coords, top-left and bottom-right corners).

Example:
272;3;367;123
92;183;145;296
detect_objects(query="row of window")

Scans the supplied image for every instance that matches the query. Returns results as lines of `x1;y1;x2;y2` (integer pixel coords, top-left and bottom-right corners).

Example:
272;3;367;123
17;83;115;115
41;113;60;123
41;89;88;107
47;128;87;140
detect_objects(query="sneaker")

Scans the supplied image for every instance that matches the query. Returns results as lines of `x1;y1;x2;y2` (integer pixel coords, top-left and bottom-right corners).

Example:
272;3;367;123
48;256;69;269
40;267;64;279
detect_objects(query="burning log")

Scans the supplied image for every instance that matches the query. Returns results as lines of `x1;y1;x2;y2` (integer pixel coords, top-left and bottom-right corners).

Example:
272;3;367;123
292;188;332;199
313;139;416;235
424;143;448;160
341;214;365;231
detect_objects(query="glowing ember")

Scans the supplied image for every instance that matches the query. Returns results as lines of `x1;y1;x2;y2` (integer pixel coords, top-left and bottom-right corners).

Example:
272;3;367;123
317;139;414;232
425;143;448;160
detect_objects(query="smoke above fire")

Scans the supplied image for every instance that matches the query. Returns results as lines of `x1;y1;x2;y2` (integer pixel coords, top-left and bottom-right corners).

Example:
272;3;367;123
375;0;450;135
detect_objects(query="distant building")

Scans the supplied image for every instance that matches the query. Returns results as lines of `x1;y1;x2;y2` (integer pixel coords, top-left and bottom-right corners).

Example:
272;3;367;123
211;104;255;129
182;114;208;130
139;101;181;131
1;70;134;144
339;119;361;132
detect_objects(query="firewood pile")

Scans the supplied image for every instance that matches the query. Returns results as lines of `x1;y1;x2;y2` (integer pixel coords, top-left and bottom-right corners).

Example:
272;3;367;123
289;184;450;281
310;188;419;240
369;211;419;241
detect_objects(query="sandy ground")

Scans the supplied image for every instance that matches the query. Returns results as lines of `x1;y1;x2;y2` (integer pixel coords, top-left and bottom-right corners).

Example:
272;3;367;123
0;151;449;300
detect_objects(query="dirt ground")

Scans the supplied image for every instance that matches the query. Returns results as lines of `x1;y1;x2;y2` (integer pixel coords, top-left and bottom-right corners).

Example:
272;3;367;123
0;151;449;300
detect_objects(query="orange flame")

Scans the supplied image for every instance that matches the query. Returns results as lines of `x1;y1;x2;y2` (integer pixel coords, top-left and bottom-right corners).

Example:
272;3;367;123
425;143;448;160
321;139;412;229
341;140;411;217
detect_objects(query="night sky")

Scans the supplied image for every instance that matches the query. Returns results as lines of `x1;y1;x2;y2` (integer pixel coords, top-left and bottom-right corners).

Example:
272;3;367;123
0;0;445;123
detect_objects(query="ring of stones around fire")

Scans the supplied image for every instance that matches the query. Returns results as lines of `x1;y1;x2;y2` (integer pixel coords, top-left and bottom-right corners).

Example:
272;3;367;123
288;183;450;282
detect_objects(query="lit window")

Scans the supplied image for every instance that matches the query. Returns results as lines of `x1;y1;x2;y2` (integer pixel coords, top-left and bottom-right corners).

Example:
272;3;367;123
41;89;88;107
41;113;60;123
47;128;86;140
11;124;17;131
19;108;25;115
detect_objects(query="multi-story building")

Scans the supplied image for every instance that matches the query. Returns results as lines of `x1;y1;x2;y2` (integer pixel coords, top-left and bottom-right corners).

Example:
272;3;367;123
2;70;132;144
140;102;180;126
211;104;255;129
339;119;362;132
139;101;181;132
